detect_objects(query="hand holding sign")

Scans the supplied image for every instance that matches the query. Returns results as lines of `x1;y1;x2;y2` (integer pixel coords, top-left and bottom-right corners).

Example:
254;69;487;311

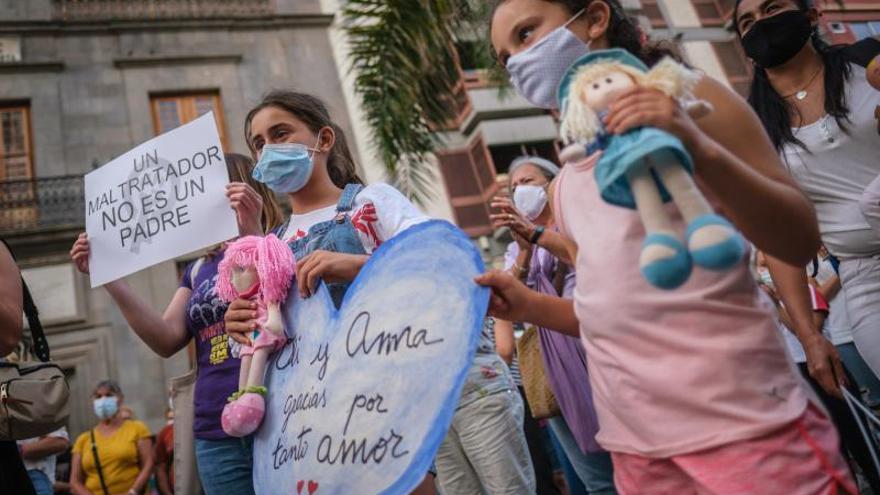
253;220;488;495
84;113;237;287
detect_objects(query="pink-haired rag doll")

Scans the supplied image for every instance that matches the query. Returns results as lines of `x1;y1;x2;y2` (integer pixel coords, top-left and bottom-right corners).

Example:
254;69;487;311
217;234;295;437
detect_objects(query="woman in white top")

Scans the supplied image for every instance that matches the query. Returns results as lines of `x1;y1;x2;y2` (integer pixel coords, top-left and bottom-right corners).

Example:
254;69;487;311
812;247;880;406
734;0;880;381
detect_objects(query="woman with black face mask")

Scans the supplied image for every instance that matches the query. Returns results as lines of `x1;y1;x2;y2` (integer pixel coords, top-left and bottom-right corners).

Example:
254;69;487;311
734;1;880;398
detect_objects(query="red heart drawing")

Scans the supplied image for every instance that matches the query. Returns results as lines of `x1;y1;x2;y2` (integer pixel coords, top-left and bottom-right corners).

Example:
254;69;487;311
296;480;304;494
308;480;319;494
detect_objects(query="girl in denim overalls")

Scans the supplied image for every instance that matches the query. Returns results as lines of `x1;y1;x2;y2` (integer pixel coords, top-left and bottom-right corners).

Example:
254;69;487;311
226;90;443;491
225;91;534;494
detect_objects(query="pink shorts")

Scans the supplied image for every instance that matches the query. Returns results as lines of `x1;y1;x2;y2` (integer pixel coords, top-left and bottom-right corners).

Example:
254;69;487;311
612;404;857;495
239;327;286;358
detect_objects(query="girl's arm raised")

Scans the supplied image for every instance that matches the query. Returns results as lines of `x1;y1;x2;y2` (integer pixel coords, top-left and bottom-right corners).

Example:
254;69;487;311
70;233;190;358
605;76;820;266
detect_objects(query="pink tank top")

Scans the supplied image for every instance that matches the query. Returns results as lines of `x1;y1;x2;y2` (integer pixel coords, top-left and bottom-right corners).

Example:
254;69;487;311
553;153;807;457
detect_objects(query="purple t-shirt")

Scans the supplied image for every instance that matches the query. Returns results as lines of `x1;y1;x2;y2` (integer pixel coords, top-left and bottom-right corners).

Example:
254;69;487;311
504;241;602;453
181;255;241;440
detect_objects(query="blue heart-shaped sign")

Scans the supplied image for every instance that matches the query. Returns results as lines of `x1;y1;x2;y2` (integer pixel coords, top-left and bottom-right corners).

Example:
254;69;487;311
253;220;488;494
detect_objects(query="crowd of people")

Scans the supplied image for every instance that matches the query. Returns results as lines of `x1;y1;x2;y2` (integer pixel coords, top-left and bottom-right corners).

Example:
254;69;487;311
2;0;880;493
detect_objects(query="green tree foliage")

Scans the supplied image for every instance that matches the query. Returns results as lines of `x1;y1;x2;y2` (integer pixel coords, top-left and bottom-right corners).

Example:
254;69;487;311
342;0;495;205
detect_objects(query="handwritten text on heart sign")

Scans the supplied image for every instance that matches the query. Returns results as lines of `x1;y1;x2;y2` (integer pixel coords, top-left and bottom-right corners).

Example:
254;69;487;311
271;310;444;468
253;221;488;495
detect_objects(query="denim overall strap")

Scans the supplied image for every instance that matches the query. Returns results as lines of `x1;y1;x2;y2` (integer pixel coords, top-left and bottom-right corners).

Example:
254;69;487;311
336;183;364;213
271;184;363;239
284;183;368;308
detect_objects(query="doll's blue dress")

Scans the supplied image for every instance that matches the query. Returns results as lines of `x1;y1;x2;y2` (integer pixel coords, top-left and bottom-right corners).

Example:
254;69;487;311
588;113;694;209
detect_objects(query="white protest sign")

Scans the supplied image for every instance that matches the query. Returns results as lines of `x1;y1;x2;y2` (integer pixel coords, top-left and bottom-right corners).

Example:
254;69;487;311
253;220;488;494
84;112;237;287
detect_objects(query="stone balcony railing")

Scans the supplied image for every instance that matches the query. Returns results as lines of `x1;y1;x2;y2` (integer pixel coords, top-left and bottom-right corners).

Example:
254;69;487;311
0;175;84;235
53;0;273;21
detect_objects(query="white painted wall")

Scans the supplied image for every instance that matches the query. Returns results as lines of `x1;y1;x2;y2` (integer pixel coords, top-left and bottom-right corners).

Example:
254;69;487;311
318;0;454;221
478;115;559;146
21;264;79;324
658;0;731;88
662;0;702;27
682;41;731;88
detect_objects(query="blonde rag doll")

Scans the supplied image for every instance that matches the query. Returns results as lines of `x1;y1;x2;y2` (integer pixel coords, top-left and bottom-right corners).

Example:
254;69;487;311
558;49;744;289
217;234;296;436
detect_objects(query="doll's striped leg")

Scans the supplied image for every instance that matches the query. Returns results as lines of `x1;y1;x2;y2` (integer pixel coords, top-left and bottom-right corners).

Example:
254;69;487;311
627;166;692;289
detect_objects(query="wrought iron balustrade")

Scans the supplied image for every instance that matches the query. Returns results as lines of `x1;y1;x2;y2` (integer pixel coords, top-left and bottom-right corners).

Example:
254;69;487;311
0;176;84;234
53;0;273;21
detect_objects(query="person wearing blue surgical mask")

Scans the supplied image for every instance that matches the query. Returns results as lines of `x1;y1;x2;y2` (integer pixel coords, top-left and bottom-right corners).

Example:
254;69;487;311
71;380;153;495
236;93;538;494
232;92;440;491
237;91;429;307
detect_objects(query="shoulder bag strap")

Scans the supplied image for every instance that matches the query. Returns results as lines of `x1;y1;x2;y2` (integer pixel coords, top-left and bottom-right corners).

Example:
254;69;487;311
1;238;49;362
20;274;49;362
335;183;365;213
89;429;111;495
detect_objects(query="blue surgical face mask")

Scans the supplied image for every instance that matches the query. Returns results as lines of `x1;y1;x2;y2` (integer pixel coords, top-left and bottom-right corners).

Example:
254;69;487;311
251;136;321;193
93;396;119;420
506;8;589;109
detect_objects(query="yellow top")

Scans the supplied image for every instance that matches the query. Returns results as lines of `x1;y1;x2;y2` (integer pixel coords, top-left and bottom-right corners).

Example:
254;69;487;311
73;419;151;494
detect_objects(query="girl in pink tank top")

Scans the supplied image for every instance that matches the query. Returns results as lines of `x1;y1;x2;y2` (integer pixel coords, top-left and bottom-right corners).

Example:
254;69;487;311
485;0;856;492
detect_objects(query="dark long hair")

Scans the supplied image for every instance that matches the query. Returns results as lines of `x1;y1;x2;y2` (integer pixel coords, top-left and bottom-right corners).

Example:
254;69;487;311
733;0;851;152
244;91;364;188
489;0;676;66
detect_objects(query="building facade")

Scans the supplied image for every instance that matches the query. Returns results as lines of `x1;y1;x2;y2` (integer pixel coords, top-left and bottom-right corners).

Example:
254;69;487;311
0;0;360;436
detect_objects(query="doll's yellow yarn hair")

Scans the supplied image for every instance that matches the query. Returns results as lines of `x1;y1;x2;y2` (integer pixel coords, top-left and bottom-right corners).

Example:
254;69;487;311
560;57;699;145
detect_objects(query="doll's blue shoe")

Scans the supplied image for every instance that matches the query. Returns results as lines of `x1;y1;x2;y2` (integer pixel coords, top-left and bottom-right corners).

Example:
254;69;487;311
686;214;745;271
640;233;693;290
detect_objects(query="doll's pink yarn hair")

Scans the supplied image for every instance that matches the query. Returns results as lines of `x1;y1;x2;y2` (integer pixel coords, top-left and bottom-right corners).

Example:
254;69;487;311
216;234;295;304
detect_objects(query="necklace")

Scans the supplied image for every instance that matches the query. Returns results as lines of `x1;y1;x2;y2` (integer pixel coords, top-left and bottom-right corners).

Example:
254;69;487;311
783;65;823;101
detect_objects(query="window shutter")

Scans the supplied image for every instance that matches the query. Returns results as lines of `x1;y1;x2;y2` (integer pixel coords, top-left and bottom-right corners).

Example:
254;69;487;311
0;105;34;181
150;92;229;150
712;41;752;97
436;134;497;237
